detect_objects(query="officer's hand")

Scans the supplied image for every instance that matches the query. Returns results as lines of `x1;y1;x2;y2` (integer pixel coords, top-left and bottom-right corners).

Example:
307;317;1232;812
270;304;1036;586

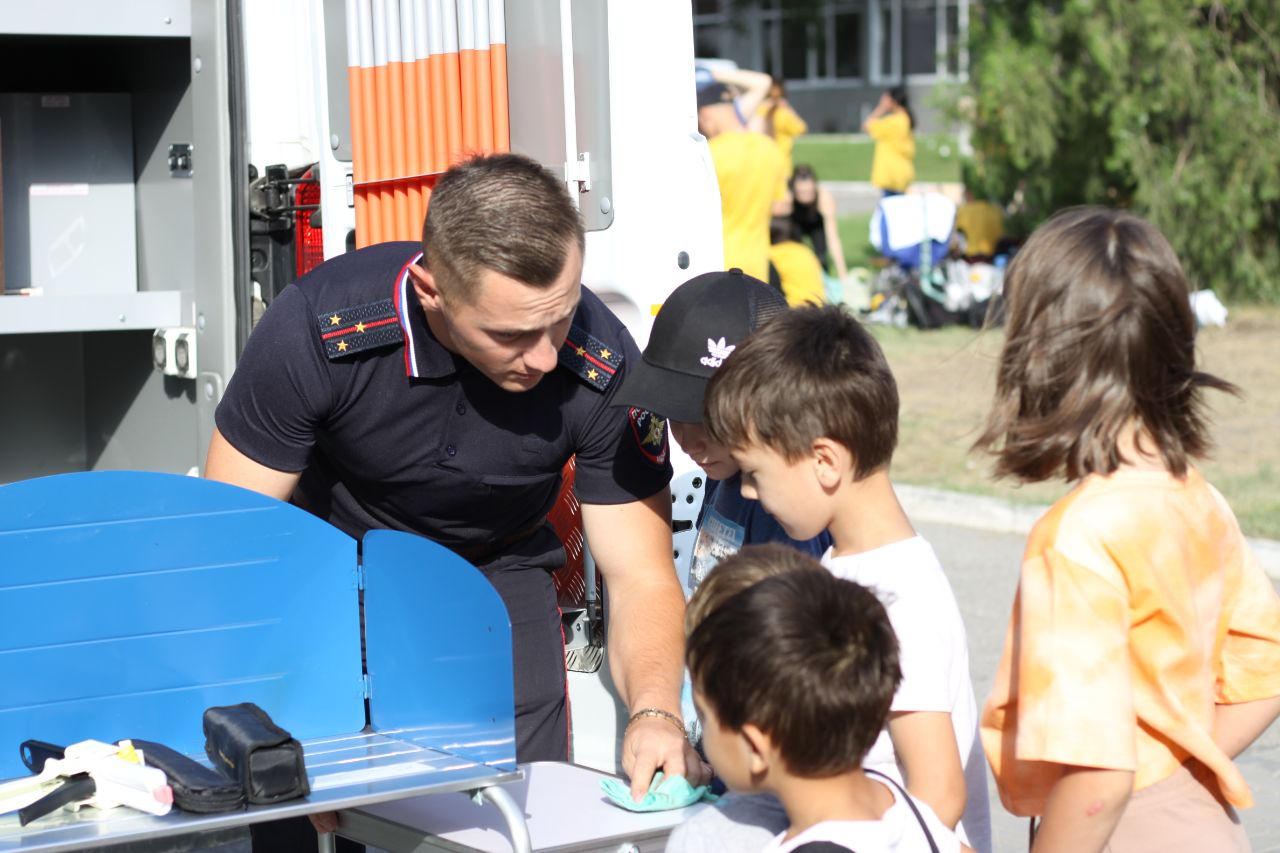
622;716;712;801
309;811;339;835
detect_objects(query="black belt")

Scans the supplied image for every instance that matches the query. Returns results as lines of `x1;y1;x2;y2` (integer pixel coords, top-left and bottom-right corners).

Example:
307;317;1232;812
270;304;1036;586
449;520;548;564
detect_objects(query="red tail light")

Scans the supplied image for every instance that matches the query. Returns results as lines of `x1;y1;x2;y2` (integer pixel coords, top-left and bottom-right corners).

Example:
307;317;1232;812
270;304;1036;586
294;168;324;276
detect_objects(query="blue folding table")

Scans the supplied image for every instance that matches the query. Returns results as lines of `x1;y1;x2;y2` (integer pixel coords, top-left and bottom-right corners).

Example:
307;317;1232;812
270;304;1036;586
0;471;530;852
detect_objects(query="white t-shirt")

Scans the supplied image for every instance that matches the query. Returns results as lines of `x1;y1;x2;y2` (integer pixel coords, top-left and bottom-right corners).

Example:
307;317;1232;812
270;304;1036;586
763;779;961;853
823;537;991;853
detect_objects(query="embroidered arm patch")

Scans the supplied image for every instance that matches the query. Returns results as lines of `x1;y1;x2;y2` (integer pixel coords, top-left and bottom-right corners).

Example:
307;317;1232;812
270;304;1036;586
559;324;623;391
316;299;404;359
628;407;669;467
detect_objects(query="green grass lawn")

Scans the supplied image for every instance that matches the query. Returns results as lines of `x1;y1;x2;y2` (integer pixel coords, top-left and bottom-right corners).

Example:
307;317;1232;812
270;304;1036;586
866;308;1280;541
792;134;962;184
836;211;876;269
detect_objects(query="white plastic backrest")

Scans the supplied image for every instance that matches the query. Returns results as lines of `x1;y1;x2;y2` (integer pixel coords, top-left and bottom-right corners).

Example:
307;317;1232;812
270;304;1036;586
670;469;707;597
870;192;958;252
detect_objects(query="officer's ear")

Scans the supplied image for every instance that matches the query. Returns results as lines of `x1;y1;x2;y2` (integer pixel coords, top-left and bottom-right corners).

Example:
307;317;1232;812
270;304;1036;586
407;263;445;313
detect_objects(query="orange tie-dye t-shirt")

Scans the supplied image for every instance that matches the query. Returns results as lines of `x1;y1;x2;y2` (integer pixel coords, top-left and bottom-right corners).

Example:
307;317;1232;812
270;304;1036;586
982;467;1280;816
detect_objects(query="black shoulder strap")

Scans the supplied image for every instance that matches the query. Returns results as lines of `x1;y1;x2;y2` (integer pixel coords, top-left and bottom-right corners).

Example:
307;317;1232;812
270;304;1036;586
558;323;623;391
865;768;941;853
315;298;404;359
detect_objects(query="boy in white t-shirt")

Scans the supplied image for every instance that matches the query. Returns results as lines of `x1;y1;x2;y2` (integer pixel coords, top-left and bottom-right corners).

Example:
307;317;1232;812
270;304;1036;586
702;305;991;853
683;544;967;853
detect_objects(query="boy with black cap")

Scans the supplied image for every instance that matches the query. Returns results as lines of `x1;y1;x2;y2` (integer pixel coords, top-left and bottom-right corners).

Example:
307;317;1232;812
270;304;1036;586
615;268;832;595
617;268;831;851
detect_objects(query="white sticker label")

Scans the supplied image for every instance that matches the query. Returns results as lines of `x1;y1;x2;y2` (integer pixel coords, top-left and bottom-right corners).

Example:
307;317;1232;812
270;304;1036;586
30;184;90;197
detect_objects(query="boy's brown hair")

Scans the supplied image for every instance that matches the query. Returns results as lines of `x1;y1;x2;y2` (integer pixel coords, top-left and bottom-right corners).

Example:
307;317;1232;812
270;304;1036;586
703;305;898;479
974;207;1237;482
686;545;901;777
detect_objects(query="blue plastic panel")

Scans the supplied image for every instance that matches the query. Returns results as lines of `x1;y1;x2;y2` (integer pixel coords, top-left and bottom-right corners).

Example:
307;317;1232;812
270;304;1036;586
362;530;516;769
0;472;364;780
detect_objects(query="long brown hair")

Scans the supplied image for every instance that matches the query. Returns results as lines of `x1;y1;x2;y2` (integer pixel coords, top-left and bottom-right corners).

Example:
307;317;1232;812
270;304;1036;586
974;207;1237;482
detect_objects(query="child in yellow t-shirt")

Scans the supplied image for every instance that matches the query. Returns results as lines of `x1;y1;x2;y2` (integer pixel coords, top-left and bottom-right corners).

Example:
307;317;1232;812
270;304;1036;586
767;217;826;306
974;208;1280;853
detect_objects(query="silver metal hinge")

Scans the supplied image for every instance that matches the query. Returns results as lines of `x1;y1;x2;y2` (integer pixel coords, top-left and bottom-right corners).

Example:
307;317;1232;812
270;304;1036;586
345;171;355;208
356;563;366;591
168;143;193;178
361;673;372;700
567;151;592;194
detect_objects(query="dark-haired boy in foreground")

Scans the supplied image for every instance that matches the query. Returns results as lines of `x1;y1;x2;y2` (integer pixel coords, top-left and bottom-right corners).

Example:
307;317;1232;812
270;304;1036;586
683;544;968;852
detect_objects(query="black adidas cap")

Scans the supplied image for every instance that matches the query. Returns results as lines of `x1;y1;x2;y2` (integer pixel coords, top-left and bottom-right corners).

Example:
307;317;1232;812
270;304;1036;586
615;269;787;423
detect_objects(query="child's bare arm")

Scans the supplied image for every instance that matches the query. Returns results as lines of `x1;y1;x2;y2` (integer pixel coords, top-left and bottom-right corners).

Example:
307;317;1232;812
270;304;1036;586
1031;766;1132;853
887;710;966;828
1214;694;1280;758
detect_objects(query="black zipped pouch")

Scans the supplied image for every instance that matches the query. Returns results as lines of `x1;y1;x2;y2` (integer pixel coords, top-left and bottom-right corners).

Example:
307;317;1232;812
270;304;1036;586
131;739;246;813
202;703;310;805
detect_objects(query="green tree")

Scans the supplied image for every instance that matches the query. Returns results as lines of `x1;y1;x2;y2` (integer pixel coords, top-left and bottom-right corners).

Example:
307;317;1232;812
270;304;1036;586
963;0;1280;302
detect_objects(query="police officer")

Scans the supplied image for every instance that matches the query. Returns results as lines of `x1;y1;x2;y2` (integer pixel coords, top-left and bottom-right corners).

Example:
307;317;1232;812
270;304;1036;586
206;154;703;836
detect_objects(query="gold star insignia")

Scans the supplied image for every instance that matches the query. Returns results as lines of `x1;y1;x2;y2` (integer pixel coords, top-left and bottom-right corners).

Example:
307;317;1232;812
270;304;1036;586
576;346;586;357
644;415;666;448
336;340;348;352
599;347;612;360
355;322;367;333
329;314;341;326
587;368;600;381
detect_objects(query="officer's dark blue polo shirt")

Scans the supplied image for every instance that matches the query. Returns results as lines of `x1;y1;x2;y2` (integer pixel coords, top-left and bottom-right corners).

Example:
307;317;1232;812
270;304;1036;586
216;241;673;573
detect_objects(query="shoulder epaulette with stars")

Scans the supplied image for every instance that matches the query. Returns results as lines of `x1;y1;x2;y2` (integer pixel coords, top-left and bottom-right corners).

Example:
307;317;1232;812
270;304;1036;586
559;324;623;391
317;299;404;359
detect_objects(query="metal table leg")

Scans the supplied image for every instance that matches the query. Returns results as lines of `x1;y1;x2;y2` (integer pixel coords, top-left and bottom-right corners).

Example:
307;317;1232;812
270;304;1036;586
474;784;532;853
317;830;337;853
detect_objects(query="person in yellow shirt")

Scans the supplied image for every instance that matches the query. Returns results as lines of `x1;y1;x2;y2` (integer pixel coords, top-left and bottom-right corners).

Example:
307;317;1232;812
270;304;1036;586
751;78;808;174
953;189;1005;260
862;87;915;196
699;81;789;282
767;217;826;306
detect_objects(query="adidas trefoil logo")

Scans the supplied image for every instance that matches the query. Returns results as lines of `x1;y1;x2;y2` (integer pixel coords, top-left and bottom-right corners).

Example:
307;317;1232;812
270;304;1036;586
700;336;736;368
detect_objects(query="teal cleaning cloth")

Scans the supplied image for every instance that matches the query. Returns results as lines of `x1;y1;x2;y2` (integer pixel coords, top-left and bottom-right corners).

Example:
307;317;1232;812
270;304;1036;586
600;771;719;812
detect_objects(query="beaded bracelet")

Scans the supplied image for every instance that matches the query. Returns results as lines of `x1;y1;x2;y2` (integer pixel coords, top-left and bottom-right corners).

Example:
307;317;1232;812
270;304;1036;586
625;707;687;739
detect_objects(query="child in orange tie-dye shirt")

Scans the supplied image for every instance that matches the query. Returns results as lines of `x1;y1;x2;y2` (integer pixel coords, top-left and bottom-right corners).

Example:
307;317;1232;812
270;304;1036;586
974;208;1280;853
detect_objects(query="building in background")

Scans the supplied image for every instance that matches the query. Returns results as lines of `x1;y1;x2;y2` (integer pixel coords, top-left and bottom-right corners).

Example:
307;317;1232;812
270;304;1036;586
693;0;968;134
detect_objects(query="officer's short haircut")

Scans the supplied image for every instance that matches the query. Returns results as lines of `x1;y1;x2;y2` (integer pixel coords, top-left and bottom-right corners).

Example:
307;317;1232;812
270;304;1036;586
704;304;898;480
686;547;901;777
684;542;824;637
422;153;586;303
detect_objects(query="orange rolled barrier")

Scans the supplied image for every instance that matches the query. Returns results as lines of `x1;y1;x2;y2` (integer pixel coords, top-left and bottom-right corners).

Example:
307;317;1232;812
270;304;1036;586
473;48;493;153
427;52;447;174
441;51;463;166
349;0;515;244
388;59;410;238
359;55;382;245
490;41;508;152
459;47;479;154
347;64;371;242
402;54;425;236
